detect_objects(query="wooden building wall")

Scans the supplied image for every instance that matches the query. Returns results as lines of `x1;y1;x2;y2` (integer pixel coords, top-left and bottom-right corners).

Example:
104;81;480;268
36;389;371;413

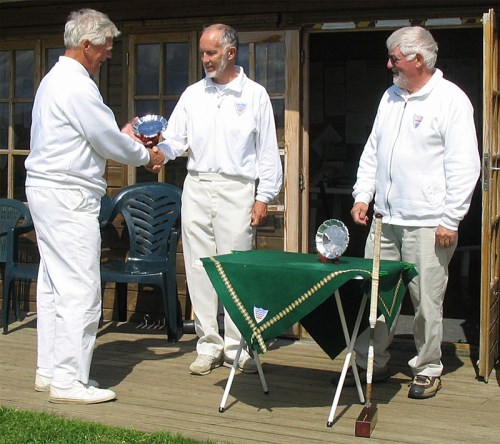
1;0;498;330
1;1;498;34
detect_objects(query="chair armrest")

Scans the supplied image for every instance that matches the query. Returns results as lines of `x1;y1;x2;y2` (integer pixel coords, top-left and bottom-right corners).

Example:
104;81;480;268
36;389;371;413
98;194;115;228
167;227;179;273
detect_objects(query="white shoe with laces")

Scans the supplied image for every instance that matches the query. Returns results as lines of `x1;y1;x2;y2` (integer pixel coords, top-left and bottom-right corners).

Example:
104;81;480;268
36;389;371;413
49;380;116;404
35;373;100;392
189;354;223;375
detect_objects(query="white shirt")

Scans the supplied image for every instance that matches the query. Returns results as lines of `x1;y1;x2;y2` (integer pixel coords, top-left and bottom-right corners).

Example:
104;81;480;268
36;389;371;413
26;56;150;197
353;69;480;230
158;66;283;203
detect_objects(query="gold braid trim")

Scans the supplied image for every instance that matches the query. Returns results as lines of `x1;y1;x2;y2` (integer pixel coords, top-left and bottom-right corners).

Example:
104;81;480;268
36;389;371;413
210;257;260;346
210;256;371;354
376;271;405;318
249;268;370;351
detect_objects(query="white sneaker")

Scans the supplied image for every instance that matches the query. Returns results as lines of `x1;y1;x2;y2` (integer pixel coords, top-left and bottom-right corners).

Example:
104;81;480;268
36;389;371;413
224;355;258;374
35;373;100;392
49;380;116;404
189;354;223;375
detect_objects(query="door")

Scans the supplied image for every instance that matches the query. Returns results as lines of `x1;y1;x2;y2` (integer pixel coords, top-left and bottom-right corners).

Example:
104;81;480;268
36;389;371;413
479;8;500;382
126;29;301;329
127;29;301;252
237;30;301;253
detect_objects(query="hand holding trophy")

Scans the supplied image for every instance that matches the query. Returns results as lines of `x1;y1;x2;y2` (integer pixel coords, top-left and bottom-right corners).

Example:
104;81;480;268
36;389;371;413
132;114;168;146
129;114;168;173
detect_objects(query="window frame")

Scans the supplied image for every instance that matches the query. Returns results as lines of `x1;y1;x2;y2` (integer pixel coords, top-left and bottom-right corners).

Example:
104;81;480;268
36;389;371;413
0;40;39;199
0;38;65;200
126;32;198;185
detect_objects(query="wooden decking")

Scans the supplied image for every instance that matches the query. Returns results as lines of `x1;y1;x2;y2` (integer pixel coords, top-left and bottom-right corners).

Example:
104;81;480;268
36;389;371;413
1;314;499;444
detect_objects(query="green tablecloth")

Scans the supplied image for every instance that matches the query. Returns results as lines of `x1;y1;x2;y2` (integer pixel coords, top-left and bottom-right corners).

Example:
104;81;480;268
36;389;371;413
201;250;417;356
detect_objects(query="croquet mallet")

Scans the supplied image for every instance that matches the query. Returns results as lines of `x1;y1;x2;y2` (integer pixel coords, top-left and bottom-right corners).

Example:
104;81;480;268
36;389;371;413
355;212;383;438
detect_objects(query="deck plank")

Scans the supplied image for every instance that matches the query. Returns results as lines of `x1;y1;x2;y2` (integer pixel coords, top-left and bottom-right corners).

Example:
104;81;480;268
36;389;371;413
0;314;499;443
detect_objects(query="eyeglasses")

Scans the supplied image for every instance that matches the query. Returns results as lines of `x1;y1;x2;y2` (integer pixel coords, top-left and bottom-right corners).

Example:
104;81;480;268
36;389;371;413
388;54;404;65
388;53;416;65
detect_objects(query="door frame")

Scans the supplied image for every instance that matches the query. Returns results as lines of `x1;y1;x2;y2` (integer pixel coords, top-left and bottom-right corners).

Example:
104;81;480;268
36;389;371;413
299;18;499;365
479;8;500;382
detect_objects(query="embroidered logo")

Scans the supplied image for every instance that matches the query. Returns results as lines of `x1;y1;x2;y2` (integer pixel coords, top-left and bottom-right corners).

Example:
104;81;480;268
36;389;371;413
235;102;247;115
413;114;423;128
253;306;269;324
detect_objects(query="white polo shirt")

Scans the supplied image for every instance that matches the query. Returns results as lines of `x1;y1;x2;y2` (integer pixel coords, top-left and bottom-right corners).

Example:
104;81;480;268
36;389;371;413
159;66;283;203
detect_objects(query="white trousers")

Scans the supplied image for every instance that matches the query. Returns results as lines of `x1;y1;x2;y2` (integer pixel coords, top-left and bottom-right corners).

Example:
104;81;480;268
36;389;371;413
26;187;101;387
182;172;255;359
353;223;456;377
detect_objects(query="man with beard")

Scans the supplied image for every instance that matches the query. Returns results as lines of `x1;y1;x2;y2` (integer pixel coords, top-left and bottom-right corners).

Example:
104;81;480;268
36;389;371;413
157;24;282;375
334;26;480;399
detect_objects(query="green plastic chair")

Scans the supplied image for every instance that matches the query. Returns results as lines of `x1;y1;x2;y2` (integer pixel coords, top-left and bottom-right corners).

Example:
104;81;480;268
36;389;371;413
1;198;37;334
2;194;117;334
98;194;113;228
100;182;183;342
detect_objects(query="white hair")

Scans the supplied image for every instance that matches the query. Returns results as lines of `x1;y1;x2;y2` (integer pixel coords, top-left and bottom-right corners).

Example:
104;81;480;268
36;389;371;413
386;26;438;69
64;9;120;49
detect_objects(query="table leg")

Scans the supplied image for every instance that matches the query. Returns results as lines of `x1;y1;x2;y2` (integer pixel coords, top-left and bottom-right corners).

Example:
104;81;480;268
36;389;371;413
326;291;368;427
249;347;269;394
219;337;268;412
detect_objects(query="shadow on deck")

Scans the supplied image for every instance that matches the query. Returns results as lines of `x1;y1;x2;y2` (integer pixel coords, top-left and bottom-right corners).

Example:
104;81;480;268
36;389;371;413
0;314;498;444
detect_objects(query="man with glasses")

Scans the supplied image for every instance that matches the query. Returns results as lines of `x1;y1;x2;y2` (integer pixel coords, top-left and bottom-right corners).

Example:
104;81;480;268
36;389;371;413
334;26;480;399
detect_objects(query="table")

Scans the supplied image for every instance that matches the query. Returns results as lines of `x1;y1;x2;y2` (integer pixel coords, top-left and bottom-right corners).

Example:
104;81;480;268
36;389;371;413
201;250;417;425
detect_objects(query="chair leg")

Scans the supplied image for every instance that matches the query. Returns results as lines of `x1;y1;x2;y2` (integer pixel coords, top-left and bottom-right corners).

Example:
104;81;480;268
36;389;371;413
116;282;127;322
2;278;12;335
182;292;196;334
12;281;20;321
163;277;181;342
165;297;180;343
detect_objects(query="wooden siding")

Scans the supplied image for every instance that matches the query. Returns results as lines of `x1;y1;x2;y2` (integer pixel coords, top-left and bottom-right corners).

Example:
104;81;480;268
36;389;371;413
1;1;498;34
1;0;498;337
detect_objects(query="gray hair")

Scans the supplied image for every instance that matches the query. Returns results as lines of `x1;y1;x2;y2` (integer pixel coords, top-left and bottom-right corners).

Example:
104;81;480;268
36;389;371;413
202;24;239;51
64;9;120;49
386;26;438;69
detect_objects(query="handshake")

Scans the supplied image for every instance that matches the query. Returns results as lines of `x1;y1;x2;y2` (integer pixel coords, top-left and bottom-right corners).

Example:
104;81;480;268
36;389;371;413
145;146;165;173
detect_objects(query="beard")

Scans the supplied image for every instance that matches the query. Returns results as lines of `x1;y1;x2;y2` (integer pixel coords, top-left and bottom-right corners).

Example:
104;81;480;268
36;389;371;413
392;70;409;90
204;52;229;80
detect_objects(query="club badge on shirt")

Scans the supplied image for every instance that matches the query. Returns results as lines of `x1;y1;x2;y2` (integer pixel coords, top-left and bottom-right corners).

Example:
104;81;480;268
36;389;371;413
413;114;423;128
235;102;247;115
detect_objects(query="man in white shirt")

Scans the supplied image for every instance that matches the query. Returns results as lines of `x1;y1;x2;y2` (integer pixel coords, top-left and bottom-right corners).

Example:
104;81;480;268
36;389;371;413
339;26;480;399
158;24;283;375
25;8;164;404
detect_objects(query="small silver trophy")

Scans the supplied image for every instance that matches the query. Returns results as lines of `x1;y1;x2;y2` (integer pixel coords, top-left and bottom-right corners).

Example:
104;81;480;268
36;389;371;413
315;219;349;263
132;114;168;145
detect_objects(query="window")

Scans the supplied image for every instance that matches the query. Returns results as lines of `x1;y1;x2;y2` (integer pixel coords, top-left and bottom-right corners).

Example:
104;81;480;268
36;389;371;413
238;36;287;248
238;41;286;149
129;30;287;248
129;34;193;186
0;40;64;200
0;43;37;200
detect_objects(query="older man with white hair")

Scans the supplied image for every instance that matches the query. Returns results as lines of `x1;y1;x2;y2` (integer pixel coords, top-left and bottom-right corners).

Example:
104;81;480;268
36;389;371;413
26;8;164;404
332;26;480;399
